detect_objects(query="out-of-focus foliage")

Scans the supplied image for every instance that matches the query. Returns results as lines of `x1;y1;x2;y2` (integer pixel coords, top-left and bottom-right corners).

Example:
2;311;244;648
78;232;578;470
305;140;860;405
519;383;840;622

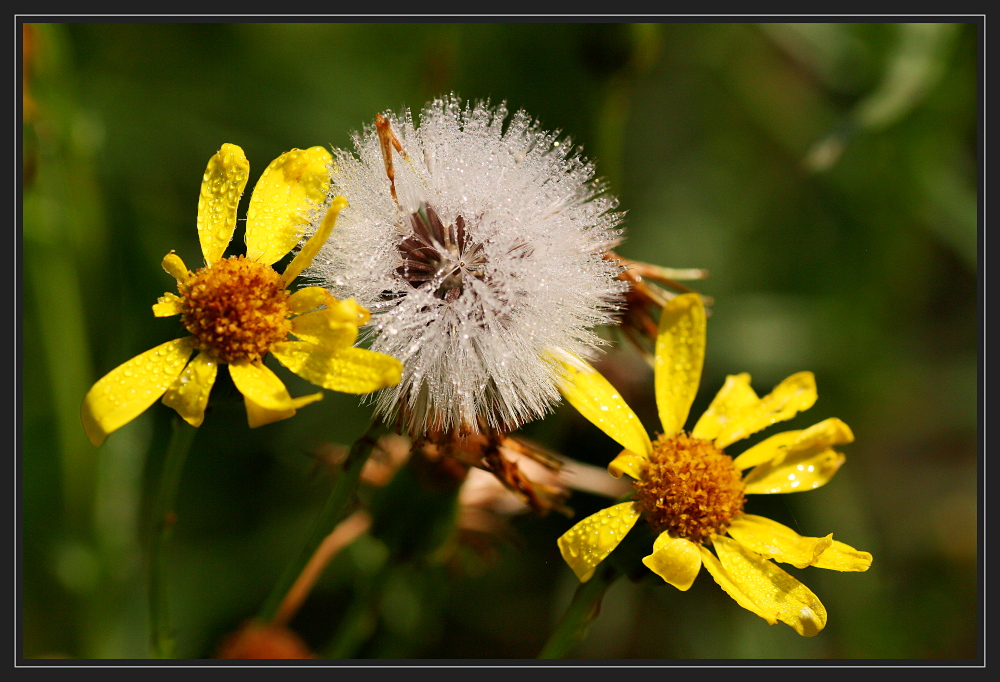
21;22;978;659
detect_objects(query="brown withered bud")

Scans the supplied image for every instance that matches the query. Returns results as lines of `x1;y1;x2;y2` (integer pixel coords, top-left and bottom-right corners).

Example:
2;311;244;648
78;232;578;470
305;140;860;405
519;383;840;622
608;250;711;366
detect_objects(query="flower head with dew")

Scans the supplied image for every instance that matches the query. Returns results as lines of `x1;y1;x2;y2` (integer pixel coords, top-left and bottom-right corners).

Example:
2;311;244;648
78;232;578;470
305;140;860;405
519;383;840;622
305;96;627;438
552;293;872;637
80;144;403;447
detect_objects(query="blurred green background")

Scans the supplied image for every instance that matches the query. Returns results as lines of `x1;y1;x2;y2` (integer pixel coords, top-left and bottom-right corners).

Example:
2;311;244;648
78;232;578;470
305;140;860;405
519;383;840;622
21;22;979;660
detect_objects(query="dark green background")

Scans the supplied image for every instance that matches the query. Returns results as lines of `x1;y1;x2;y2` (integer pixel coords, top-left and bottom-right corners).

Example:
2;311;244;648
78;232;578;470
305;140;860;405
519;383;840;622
22;22;979;659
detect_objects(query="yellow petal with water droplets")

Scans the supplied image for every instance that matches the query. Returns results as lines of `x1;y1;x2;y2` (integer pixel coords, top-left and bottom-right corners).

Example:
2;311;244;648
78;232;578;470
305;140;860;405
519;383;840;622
153;292;184;317
699;544;778;625
733;418;853;471
811;540;872;572
197;143;249;264
287;286;334;315
246;147;333;266
557;502;641;582
714;371;817;449
162;252;190;283
290;308;358;349
654;293;706;438
732;430;802;470
743;447;846;494
791;417;854;450
325;296;371;326
81;337;194;447
642;532;702;591
553;355;652;461
271;342;402;394
608;449;648;480
727;515;871;571
727;515;832;569
711;535;827;636
282;195;349;285
161;352;218;427
691;373;759;441
244;394;297;428
227;360;323;412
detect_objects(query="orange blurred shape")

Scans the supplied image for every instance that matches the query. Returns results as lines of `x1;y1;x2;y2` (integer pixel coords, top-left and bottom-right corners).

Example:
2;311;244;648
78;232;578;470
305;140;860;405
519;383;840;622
22;24;37;121
215;620;315;659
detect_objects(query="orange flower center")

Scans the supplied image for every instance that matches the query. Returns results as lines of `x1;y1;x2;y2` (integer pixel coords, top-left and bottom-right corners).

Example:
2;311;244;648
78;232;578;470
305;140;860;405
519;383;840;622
179;256;291;363
633;432;745;545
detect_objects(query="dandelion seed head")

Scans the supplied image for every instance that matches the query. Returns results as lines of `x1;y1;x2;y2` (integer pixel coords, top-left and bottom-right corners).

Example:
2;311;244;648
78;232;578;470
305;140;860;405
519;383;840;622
307;96;627;435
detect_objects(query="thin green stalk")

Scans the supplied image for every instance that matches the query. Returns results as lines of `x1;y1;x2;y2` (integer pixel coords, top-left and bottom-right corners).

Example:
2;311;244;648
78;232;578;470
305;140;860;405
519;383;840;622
256;420;386;624
538;562;620;659
149;416;197;659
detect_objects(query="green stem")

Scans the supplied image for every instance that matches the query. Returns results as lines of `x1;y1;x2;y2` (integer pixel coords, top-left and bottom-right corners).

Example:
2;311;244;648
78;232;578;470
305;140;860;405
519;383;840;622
149;416;197;659
256;420;386;623
538;562;620;659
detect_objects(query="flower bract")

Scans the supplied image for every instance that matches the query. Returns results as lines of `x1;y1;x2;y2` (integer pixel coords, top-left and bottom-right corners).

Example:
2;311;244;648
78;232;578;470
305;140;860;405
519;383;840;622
554;293;871;636
81;143;403;447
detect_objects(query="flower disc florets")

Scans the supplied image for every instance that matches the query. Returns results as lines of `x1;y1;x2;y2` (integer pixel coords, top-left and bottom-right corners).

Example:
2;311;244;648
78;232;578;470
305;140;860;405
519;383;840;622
180;255;291;363
308;96;627;436
633;432;746;545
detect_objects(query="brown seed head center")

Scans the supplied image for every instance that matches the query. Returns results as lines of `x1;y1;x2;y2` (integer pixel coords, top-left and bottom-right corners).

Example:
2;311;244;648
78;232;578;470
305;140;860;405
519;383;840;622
396;204;486;303
180;256;291;363
633;432;745;545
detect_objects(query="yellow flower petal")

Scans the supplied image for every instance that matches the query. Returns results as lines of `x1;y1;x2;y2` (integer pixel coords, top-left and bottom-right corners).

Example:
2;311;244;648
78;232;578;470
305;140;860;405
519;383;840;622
691;373;759;441
713;371;818;449
727;515;871;572
642;532;702;591
727;514;833;569
742;446;846;494
733;418;853;471
282;195;349;285
811;540;873;572
654;293;706;438
698;544;778;626
287;286;334;315
197;143;249;264
227;360;323;412
731;430;802;470
271;342;402;394
162;252;191;283
552;353;652;466
290;308;358;348
710;535;827;636
246;147;333;266
791;417;855;450
557;502;641;582
607;449;648;480
324;296;371;326
161;352;218;427
152;292;184;317
243;394;297;429
81;337;194;447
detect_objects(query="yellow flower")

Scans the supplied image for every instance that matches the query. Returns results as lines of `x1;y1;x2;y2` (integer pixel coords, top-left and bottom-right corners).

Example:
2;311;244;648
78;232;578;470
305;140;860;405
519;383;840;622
81;143;404;447
553;293;871;637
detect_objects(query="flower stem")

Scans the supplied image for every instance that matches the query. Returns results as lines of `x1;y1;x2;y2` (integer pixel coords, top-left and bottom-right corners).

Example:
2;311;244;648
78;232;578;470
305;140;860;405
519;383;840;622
537;562;620;659
271;510;373;627
256;420;385;624
149;416;197;659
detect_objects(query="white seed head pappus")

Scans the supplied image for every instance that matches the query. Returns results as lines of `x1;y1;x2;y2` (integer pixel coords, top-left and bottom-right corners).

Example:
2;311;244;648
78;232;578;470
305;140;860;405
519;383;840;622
306;96;627;436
